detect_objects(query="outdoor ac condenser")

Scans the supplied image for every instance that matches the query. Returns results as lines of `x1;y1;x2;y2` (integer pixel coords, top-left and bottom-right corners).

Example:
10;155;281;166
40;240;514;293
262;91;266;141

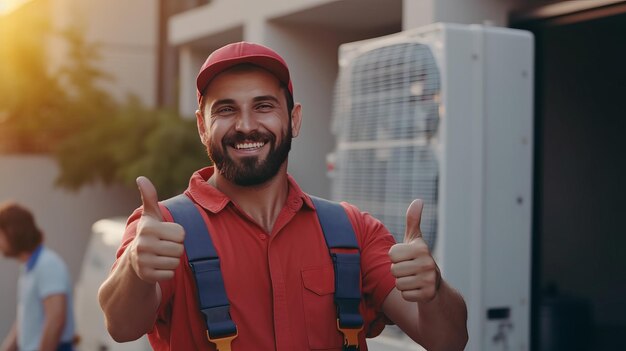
329;23;533;351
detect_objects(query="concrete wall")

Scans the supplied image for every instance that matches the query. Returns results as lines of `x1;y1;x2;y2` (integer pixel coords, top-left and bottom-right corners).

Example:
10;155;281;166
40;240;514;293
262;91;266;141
403;0;526;29
49;0;159;107
0;156;138;338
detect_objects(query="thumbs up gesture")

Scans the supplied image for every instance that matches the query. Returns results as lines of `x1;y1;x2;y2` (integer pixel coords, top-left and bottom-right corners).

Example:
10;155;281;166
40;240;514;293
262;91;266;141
389;199;441;303
129;176;185;284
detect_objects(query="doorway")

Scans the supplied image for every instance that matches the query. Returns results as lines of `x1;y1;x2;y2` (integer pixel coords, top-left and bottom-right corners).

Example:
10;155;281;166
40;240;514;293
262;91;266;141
513;3;626;350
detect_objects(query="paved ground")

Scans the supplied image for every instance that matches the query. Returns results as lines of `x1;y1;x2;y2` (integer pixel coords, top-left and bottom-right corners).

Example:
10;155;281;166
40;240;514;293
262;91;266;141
367;336;426;351
366;326;426;351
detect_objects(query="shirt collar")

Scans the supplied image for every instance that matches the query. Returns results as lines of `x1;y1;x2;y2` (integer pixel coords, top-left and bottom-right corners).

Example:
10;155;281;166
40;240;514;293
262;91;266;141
185;166;314;213
26;244;43;272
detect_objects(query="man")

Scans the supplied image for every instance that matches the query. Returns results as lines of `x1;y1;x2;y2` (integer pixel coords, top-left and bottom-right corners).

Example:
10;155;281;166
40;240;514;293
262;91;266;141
0;202;75;351
98;42;467;350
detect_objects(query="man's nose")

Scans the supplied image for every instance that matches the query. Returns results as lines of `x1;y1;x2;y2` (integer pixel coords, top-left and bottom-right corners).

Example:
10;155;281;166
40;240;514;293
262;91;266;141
234;110;259;133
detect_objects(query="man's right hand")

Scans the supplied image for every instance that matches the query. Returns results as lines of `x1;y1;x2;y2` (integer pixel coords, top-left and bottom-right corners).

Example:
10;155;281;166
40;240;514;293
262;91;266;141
130;176;185;283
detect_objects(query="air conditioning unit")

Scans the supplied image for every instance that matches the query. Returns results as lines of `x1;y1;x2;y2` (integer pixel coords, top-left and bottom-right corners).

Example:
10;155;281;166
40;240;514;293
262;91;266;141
329;23;533;351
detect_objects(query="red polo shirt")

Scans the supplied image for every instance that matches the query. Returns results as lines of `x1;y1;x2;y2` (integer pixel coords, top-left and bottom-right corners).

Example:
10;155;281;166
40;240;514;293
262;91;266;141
117;167;397;350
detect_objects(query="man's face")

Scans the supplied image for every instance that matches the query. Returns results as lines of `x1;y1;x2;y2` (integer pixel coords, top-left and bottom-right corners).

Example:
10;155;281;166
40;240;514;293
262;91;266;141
196;66;301;186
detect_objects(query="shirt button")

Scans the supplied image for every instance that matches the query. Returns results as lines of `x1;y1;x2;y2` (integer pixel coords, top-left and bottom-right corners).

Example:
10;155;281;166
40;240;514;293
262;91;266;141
259;234;267;240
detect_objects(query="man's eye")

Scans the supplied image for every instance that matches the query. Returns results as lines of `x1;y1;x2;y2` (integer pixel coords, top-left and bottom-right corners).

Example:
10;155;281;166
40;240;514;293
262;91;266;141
216;107;235;114
257;103;274;110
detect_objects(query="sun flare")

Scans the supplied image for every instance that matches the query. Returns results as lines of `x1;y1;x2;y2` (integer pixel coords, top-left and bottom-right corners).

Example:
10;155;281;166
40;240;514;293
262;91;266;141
0;0;33;15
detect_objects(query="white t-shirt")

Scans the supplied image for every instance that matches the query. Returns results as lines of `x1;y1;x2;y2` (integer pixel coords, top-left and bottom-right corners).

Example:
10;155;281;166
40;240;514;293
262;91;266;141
17;246;75;351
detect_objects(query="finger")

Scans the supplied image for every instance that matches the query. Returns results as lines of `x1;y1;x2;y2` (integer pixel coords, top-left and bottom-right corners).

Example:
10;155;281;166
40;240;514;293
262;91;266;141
137;176;163;220
144;269;175;282
141;255;181;271
395;275;423;291
390;256;438;278
388;239;428;263
141;222;185;243
400;289;435;303
404;199;424;243
390;260;420;278
152;240;185;258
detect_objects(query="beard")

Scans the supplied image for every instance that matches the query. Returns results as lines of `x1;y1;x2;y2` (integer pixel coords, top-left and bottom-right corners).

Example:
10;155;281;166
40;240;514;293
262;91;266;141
208;126;292;186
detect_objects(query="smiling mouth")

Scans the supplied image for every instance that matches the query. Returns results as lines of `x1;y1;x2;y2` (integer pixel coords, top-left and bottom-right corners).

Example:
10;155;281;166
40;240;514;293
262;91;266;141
234;141;266;151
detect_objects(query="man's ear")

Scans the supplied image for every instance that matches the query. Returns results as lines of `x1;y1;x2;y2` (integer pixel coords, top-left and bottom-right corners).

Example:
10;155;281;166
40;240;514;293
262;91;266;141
196;109;208;145
291;103;302;138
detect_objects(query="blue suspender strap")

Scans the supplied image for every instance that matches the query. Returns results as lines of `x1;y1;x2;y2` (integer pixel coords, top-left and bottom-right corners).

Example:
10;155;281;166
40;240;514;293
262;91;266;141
310;196;364;350
162;194;237;351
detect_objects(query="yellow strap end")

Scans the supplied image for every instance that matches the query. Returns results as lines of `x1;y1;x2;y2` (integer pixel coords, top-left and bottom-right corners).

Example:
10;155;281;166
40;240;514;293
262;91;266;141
337;319;363;348
207;330;238;351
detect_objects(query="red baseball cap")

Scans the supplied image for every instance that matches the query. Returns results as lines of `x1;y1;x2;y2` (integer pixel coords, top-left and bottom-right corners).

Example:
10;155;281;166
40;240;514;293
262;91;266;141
196;41;293;105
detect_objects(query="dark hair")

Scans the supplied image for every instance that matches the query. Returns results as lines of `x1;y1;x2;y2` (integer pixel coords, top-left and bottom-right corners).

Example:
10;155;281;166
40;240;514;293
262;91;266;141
283;86;295;117
0;202;43;254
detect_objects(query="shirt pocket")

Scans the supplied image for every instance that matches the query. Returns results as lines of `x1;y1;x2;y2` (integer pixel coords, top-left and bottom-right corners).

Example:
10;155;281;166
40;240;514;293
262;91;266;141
301;264;344;350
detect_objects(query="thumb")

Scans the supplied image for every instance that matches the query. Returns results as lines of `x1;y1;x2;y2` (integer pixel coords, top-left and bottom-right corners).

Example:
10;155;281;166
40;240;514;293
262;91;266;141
404;199;424;243
136;176;163;220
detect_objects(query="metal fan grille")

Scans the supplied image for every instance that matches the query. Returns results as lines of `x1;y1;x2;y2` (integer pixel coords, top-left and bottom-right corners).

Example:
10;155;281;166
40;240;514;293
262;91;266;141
331;42;441;247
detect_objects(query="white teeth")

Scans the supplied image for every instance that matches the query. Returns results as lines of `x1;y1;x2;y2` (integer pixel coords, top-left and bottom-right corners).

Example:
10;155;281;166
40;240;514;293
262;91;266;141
235;142;265;150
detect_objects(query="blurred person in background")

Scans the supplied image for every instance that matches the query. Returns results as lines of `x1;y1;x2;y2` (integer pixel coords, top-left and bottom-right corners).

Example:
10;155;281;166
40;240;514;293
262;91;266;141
99;42;467;351
0;202;75;351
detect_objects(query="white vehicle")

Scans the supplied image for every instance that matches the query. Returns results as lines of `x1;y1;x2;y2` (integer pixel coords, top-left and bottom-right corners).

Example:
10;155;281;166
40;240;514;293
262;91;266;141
74;218;152;351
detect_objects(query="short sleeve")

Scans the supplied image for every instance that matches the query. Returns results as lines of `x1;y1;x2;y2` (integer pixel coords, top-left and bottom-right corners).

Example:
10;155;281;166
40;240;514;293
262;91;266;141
36;253;71;298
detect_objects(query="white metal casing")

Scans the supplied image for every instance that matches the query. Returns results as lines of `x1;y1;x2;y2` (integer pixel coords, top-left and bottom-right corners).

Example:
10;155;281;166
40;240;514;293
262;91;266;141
331;23;533;351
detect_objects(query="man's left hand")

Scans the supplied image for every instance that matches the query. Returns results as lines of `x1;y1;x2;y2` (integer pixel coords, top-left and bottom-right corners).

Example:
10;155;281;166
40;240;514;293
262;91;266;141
388;199;442;303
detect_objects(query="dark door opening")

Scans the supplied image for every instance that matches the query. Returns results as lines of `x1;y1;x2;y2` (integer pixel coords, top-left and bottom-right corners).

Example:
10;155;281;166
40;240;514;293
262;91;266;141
514;5;626;351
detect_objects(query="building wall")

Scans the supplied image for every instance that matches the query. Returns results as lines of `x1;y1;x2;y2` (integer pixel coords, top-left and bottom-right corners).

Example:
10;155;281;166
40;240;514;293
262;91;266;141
48;0;159;107
0;156;138;338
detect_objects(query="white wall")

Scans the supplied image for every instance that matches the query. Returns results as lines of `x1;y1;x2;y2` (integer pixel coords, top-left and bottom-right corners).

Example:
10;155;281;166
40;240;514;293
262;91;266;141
403;0;527;30
168;0;338;45
248;23;337;197
49;0;159;107
0;156;138;338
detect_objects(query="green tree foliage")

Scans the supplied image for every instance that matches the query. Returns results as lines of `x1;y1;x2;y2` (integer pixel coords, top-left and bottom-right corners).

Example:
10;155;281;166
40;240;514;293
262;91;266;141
0;0;70;152
0;1;209;197
55;98;208;198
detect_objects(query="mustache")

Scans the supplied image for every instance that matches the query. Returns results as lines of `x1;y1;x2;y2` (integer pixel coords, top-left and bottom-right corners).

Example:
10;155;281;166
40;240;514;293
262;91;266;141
222;131;275;146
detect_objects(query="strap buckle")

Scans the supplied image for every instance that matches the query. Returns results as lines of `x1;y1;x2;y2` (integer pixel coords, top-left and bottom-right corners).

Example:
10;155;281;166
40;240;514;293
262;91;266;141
207;330;238;351
337;319;363;348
